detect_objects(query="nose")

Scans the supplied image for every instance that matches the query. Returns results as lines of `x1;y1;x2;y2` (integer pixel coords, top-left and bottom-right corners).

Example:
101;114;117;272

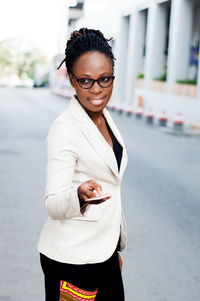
90;81;102;94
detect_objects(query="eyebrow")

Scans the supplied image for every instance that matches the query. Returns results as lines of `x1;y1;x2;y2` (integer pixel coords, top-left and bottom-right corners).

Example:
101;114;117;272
78;72;113;77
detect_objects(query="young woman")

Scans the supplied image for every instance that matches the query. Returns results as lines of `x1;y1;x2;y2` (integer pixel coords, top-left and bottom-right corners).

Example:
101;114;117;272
38;28;128;301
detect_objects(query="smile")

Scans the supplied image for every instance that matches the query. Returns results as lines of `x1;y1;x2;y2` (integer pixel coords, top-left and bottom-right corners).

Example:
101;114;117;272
89;98;105;105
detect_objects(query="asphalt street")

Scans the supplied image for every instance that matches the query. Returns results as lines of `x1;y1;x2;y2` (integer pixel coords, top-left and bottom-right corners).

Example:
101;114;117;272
0;87;200;301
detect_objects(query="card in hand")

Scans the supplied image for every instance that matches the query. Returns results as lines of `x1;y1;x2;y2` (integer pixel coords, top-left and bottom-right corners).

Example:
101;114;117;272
86;194;111;201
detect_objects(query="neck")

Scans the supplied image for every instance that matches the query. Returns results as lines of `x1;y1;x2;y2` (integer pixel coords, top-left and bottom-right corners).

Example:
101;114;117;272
75;95;105;126
86;109;104;126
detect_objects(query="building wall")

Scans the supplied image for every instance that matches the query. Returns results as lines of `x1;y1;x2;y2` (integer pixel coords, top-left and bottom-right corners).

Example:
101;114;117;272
75;0;200;126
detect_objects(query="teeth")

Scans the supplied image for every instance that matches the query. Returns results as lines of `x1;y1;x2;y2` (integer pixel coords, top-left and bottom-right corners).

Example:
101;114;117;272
90;99;103;104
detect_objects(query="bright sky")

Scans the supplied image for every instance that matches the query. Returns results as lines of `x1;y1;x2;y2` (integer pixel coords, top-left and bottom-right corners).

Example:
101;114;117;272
0;0;68;58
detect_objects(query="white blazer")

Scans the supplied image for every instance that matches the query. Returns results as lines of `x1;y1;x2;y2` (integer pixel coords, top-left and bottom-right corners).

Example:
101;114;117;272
38;96;128;264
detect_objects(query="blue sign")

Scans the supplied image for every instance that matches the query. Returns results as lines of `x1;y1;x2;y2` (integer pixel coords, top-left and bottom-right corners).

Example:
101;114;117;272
189;46;199;66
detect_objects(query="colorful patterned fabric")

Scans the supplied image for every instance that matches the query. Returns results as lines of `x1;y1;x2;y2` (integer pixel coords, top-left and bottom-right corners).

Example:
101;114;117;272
60;280;98;301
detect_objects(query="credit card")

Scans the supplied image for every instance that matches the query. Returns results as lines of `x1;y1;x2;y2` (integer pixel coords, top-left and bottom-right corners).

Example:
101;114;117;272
86;194;111;201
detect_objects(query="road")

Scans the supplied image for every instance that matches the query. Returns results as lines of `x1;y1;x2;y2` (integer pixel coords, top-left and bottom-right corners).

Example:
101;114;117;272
0;87;200;301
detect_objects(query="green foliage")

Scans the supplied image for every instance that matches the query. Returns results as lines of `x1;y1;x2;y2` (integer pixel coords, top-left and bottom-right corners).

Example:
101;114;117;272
154;69;167;81
137;73;144;79
0;38;48;85
176;79;197;85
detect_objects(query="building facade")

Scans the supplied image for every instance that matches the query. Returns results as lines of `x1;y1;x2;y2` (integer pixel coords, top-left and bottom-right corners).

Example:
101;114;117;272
75;0;200;127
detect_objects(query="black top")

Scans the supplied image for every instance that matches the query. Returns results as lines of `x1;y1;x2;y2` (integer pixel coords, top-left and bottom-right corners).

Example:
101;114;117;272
105;119;123;172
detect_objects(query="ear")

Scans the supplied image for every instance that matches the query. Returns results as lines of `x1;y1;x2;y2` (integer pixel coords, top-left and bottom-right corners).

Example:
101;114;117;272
68;72;75;88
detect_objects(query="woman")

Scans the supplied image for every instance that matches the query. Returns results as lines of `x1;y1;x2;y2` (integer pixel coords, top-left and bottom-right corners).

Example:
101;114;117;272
38;28;128;301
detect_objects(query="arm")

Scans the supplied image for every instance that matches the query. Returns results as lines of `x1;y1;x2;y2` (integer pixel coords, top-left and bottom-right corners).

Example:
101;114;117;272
44;122;82;220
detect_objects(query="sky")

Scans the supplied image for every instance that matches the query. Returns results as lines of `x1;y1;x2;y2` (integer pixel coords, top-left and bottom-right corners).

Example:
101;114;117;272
0;0;68;59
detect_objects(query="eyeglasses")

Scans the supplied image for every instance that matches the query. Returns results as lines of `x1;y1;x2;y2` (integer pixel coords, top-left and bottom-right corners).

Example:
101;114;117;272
71;72;115;89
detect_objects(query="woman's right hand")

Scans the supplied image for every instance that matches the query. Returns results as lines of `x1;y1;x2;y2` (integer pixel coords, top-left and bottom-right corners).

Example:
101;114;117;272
78;180;110;213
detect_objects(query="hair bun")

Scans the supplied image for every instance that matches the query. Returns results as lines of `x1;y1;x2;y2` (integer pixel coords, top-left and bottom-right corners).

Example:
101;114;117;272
67;28;87;47
57;27;115;71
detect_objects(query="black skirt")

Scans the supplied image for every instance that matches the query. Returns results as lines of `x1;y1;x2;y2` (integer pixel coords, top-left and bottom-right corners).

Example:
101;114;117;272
40;250;125;301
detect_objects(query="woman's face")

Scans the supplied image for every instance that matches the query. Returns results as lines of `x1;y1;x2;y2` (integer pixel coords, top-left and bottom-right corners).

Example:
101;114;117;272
69;51;114;114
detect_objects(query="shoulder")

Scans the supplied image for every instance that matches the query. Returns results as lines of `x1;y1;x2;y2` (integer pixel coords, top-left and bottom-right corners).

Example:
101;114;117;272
47;106;75;137
53;104;71;125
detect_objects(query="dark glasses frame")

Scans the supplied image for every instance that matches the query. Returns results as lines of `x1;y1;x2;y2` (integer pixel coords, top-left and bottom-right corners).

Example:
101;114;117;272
71;72;115;89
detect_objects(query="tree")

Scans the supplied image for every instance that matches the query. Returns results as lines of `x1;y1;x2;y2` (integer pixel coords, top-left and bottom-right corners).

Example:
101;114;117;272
0;38;48;86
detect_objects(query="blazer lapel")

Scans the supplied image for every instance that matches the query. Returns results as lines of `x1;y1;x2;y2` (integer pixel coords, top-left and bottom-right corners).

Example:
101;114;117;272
68;96;127;179
103;109;128;180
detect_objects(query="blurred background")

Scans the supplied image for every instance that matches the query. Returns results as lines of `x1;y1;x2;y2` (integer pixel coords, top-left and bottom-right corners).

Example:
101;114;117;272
0;0;200;126
0;0;200;301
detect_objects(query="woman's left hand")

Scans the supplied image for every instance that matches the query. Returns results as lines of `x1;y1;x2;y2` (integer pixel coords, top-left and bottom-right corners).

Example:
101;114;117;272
118;252;123;272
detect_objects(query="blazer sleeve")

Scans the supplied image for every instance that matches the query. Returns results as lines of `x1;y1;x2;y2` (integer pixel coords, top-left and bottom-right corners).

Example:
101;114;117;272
44;121;82;220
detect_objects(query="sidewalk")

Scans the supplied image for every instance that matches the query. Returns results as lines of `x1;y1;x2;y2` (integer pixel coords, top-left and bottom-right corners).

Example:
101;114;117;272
51;87;74;99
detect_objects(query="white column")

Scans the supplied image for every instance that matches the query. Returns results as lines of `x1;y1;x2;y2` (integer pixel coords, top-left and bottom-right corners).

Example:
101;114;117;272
167;0;193;93
113;15;130;106
124;9;147;106
144;1;168;85
144;2;157;88
197;39;200;98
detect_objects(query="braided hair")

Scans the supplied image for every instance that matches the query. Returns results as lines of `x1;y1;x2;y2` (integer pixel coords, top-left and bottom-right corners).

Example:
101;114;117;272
57;28;115;72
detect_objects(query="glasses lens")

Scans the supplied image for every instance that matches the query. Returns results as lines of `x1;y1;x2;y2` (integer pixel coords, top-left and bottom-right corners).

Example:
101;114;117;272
98;76;114;88
78;78;93;89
